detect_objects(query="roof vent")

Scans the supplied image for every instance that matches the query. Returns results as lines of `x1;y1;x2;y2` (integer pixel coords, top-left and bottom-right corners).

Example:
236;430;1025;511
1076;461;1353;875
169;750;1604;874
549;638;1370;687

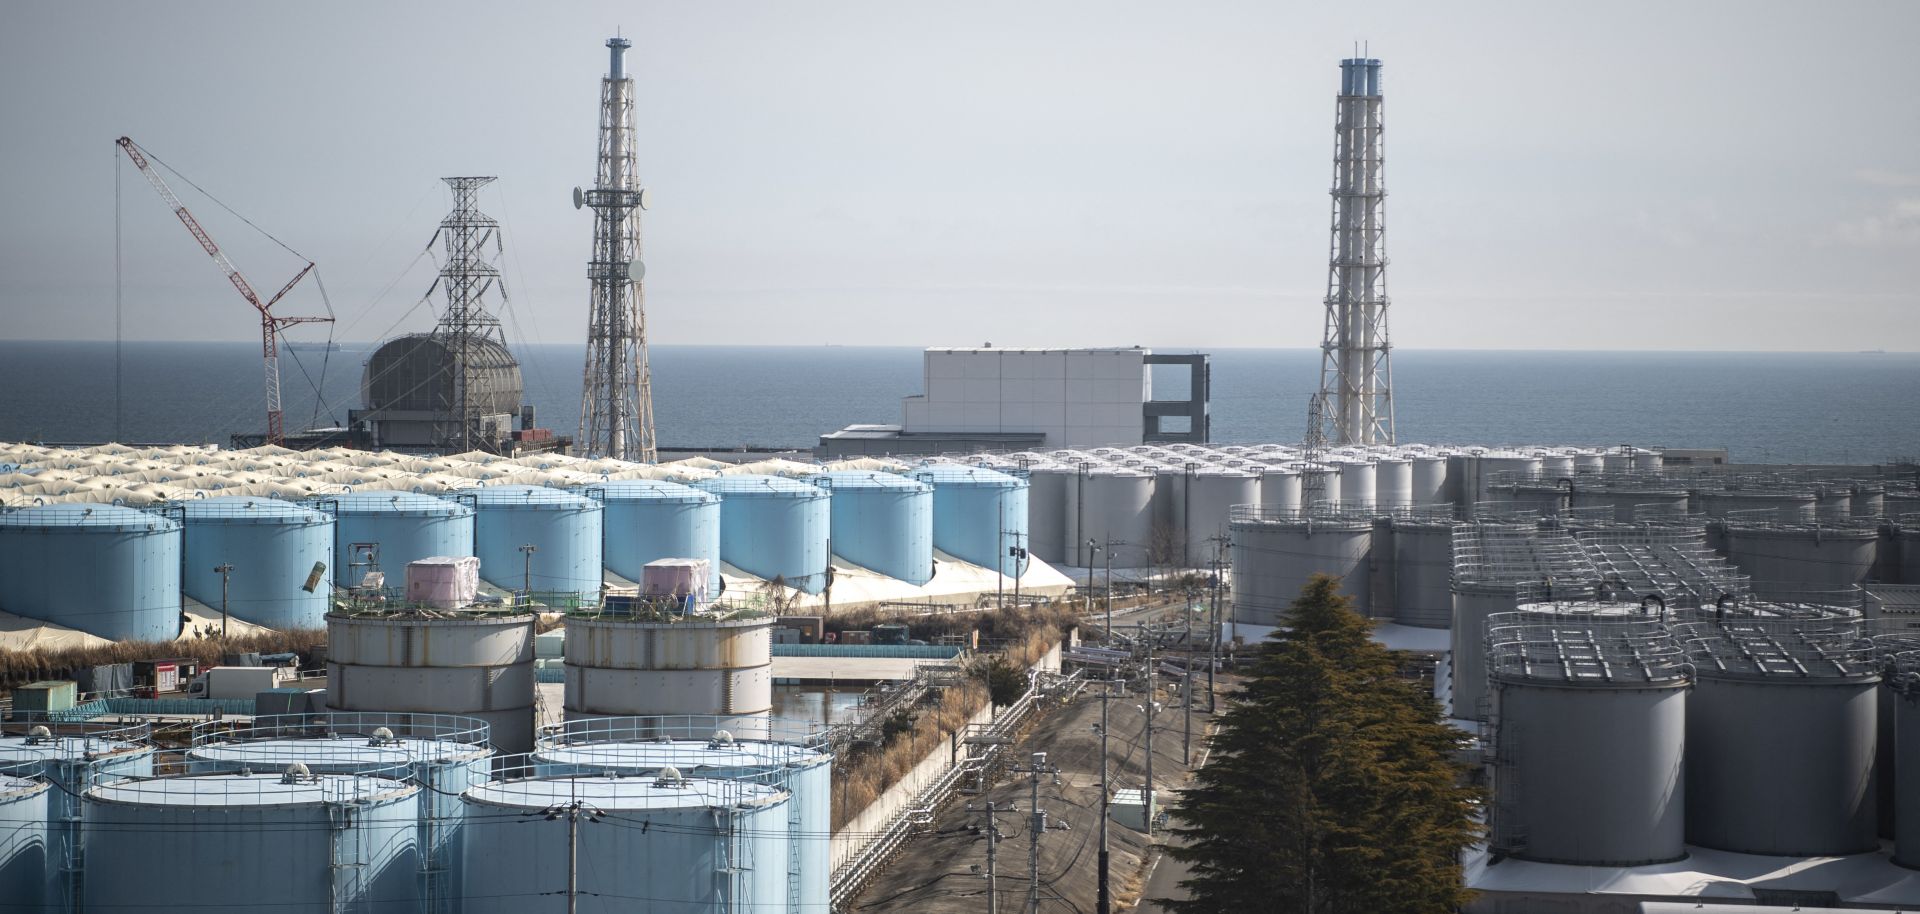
281;762;314;784
707;730;735;749
653;765;686;788
368;726;398;747
24;726;52;745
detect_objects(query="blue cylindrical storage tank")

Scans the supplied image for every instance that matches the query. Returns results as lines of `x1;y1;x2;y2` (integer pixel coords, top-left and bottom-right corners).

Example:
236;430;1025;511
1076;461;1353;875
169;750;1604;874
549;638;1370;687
186;715;492;913
533;731;834;914
1;730;156;913
0;770;49;914
809;471;933;585
84;771;421;914
181;496;334;630
911;465;1030;578
322;491;473;588
695;475;831;594
0;504;178;641
470;485;604;598
593;480;722;596
462;773;790;914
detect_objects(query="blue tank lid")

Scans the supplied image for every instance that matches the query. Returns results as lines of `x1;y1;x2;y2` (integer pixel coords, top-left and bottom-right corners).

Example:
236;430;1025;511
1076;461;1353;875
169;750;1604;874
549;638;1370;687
183;495;330;525
0;503;178;532
910;465;1024;488
593;479;718;505
327;491;472;518
470;484;598;509
807;471;930;493
694;475;828;499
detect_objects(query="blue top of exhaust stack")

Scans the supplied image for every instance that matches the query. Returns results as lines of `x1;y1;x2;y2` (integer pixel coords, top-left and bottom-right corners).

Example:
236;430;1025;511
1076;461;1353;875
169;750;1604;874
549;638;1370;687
1340;58;1383;97
607;36;631;80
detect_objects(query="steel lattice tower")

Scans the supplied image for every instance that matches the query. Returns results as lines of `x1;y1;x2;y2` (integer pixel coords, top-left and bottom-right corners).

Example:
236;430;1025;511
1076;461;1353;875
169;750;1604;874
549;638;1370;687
1315;56;1395;446
431;176;512;452
577;36;657;462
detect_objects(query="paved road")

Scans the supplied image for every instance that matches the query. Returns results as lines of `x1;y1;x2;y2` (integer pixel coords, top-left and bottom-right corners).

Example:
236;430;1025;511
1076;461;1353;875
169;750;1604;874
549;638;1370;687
1140;830;1195;912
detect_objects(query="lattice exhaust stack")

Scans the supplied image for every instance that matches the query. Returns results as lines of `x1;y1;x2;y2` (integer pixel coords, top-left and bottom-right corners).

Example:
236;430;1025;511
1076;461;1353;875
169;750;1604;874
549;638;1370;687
1315;55;1395;446
576;36;657;462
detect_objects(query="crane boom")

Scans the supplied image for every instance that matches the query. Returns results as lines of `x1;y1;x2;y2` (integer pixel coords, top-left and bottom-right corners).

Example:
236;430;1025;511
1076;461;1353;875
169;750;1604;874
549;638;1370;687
115;136;331;444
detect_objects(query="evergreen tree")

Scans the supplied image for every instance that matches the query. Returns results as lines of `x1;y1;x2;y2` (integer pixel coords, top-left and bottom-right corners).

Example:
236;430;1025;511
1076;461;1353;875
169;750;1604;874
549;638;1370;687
1162;574;1481;914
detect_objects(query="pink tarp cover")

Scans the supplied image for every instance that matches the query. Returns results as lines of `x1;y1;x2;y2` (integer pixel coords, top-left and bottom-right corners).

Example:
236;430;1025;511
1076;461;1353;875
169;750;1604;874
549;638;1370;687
642;558;710;603
406;556;481;609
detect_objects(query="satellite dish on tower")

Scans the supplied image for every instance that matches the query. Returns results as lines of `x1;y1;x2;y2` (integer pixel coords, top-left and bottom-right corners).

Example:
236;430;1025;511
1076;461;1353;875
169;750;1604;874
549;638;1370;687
628;260;646;281
636;188;650;211
572;187;585;210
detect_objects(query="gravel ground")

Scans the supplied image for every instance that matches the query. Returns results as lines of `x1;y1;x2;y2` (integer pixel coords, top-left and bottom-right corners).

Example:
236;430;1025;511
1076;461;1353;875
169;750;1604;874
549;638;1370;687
848;673;1221;913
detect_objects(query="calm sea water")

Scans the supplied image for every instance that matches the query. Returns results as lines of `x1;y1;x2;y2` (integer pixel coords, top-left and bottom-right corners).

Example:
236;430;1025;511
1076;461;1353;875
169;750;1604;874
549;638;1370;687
1;341;1915;464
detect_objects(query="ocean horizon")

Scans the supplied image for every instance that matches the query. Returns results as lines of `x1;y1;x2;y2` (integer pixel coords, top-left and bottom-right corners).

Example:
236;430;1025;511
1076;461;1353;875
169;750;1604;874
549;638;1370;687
2;341;1915;465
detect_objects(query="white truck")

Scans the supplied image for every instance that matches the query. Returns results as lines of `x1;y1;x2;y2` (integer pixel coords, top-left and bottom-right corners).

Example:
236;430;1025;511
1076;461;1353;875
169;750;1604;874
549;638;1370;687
186;666;289;700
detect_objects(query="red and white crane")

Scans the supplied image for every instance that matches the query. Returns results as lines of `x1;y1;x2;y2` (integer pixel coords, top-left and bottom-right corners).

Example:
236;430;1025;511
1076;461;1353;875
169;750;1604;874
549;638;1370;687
116;136;332;445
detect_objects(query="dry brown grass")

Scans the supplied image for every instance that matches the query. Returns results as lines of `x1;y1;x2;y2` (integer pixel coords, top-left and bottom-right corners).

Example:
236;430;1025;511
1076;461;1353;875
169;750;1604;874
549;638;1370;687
831;679;988;829
0;629;327;690
826;600;1082;647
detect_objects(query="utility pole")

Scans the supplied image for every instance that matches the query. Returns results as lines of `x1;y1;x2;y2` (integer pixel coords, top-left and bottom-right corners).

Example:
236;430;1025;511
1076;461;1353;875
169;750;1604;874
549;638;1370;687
1010;752;1067;914
1142;625;1157;837
519;543;538;597
1207;536;1229;713
1096;679;1116;914
1183;595;1194;766
1005;529;1027;611
970;800;1009;914
213;563;233;640
1087;539;1102;636
542;797;604;914
1104;539;1115;635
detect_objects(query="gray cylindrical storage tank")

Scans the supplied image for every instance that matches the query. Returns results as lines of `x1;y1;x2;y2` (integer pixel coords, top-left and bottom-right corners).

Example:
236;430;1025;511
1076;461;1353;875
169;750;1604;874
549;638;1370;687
1337;460;1378;513
1;723;154;913
1389;518;1455;628
1572;486;1689;522
535;724;832;914
1183;468;1258;568
1229;510;1371;629
322;491;474;588
809;471;933;584
1892;651;1920;867
1258;467;1302;514
1410;455;1448;507
1683;621;1878;856
471;485;604;599
696;475;831;594
1024;464;1075;564
564;615;774;731
181;496;334;630
0;768;47;913
1376;458;1413;510
327;611;537;755
84;770;421;914
1475;454;1543;506
1814;486;1854;521
1695;489;1818;524
1721;523;1879;591
911;465;1030;577
1073;467;1155;568
594;480;722;597
1449;582;1524;721
1850;483;1885;519
186;713;492;914
0;504;179;641
462;772;790;914
1488;617;1688;865
1537;454;1576;479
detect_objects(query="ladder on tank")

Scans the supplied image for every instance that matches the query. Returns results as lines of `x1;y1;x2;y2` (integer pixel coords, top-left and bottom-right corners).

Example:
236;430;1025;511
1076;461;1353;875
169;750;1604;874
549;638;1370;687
329;800;368;914
788;812;803;912
714;805;748;914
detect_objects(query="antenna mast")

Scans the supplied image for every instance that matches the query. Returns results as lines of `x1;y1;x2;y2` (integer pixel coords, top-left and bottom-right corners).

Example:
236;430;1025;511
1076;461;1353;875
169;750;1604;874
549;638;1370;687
576;36;657;462
1314;56;1395;446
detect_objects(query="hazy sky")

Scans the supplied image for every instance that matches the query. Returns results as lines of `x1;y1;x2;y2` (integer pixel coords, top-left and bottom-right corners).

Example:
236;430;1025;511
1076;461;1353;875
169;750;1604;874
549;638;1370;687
3;1;1916;351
